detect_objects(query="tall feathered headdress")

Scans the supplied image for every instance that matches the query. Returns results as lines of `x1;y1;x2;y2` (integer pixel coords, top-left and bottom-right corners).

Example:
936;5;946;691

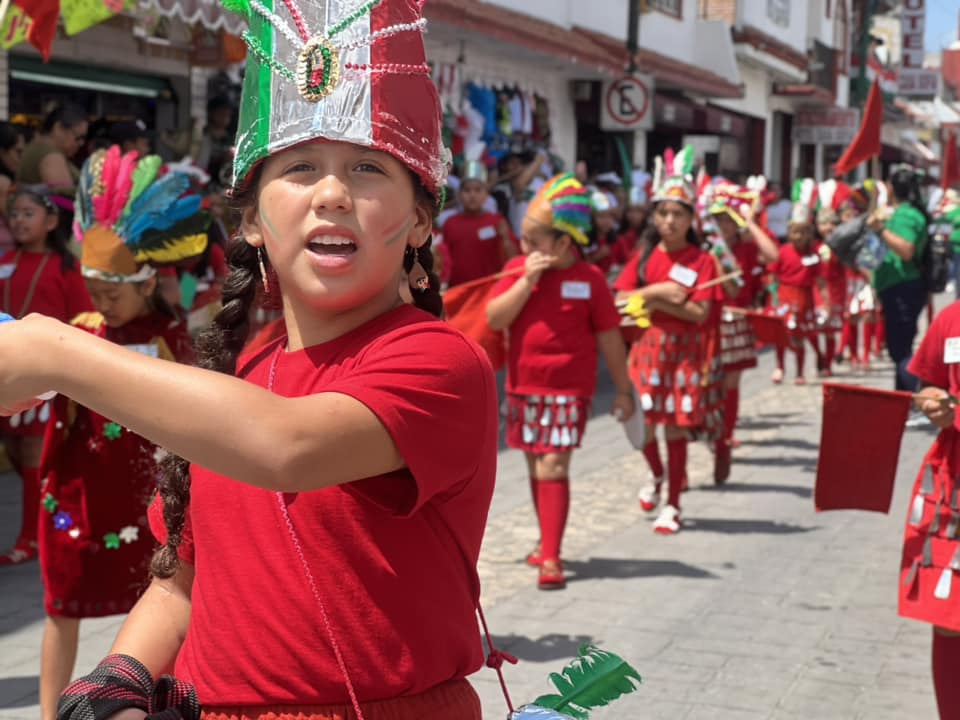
706;180;759;228
525;173;593;247
75;145;210;282
790;178;818;226
651;145;696;207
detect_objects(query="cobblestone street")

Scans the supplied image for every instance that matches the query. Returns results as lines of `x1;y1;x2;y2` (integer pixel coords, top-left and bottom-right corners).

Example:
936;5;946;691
0;350;941;719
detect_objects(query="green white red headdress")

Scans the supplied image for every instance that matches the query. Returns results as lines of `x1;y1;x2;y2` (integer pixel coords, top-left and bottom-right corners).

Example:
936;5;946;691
74;145;210;283
651;145;696;208
790;178;818;226
221;0;448;194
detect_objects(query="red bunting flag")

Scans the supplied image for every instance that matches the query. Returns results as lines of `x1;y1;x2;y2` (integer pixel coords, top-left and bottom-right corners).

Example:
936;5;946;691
13;0;58;61
942;130;960;190
833;78;884;176
443;272;510;371
742;310;788;347
815;383;913;513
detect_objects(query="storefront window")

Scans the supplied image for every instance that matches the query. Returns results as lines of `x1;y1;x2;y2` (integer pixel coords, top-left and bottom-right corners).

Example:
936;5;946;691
645;0;682;19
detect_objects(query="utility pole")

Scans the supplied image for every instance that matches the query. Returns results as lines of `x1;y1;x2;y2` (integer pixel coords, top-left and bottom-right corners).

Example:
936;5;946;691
627;0;640;75
854;0;877;108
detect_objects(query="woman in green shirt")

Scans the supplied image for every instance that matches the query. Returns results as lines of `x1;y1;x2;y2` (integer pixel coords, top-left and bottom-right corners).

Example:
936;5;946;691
868;167;929;391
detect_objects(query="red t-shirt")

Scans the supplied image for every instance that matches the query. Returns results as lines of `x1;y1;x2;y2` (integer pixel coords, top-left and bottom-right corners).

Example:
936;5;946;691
442;211;509;287
611;229;640;267
768;242;821;288
613;243;719;332
730;240;762;308
0;249;91;320
909;301;960;402
490;256;620;397
149;305;498;706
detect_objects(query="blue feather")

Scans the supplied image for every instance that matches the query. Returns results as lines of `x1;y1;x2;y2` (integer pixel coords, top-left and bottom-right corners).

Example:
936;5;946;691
119;173;191;238
125;195;203;246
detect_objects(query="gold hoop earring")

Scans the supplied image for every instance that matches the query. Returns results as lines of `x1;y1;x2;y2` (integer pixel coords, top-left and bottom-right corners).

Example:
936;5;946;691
257;247;270;294
407;247;429;293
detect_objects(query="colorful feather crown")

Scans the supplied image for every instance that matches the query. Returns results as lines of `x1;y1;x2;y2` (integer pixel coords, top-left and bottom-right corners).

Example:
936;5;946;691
526;173;593;247
652;145;696;207
790;178;818;225
707;181;758;228
75;145;210;282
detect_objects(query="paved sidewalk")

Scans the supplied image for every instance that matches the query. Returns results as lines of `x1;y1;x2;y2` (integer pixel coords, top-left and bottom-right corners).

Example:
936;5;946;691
0;349;940;719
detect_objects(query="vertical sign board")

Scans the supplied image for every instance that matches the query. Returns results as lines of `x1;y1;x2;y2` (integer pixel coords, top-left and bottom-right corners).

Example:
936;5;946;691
899;0;939;96
600;74;655;132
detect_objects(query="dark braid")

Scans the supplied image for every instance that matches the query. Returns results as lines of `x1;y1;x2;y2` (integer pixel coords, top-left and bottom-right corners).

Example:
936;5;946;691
404;238;443;318
150;190;263;579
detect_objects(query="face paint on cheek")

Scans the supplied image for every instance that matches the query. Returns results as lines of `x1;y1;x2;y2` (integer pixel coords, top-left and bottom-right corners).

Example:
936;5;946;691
383;216;416;247
259;200;282;242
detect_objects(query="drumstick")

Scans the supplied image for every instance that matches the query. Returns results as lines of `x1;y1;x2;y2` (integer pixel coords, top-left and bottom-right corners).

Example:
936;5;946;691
616;270;743;308
912;393;959;408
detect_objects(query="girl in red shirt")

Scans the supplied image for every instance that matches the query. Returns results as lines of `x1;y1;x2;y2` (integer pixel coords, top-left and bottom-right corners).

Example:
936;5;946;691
486;174;634;590
900;302;960;720
37;146;204;720
1;4;498;719
704;183;780;484
768;186;826;385
0;186;91;565
613;153;720;535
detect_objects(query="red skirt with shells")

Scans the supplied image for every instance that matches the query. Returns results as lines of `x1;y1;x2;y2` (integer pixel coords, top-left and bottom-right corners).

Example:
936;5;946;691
771;284;818;338
720;309;758;371
899;431;960;632
628;324;722;431
1;399;53;438
506;393;590;454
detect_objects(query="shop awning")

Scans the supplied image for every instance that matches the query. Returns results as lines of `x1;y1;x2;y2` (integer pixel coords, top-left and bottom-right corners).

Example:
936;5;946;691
9;55;171;99
137;0;246;35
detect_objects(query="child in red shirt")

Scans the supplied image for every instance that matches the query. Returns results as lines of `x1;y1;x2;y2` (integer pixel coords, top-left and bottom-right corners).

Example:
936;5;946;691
611;189;649;268
37;146;203;720
613;156;720;535
442;161;516;287
704;183;780;484
768;192;826;385
4;5;498;719
584;190;618;276
0;186;91;565
900;301;960;719
487;174;633;590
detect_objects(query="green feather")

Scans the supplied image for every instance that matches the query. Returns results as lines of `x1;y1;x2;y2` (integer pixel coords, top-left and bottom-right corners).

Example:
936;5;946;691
122;156;163;221
681;145;695;176
221;0;251;17
531;645;641;719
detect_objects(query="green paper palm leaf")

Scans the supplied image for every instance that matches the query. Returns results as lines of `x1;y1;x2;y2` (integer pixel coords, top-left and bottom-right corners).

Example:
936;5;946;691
531;645;641;719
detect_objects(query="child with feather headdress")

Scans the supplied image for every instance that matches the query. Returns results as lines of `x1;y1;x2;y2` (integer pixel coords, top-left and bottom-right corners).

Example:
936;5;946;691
36;144;208;719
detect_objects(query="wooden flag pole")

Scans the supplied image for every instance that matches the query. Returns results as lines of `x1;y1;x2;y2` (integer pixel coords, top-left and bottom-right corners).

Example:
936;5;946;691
616;269;743;308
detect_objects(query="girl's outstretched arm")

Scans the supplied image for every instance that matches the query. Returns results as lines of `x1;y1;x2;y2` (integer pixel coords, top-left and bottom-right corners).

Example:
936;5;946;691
0;315;405;492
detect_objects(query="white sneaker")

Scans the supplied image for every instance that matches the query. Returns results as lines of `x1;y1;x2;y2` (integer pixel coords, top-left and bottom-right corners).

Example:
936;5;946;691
638;479;663;513
653;504;681;534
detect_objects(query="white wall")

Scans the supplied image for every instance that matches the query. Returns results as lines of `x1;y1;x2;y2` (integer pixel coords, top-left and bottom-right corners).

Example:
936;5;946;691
736;0;807;54
483;0;573;27
695;20;741;83
713;62;768;118
570;0;630;40
638;7;696;65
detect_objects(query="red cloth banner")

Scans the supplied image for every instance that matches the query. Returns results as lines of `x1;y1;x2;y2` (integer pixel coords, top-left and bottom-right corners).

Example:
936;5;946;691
443;274;507;370
743;310;788;347
815;383;912;513
942;130;960;190
13;0;58;60
833;79;883;176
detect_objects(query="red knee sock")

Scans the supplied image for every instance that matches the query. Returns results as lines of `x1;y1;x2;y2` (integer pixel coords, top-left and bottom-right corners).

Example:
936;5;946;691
666;438;686;510
932;630;960;720
863;320;875;359
824;334;836;369
15;466;40;549
529;477;540;519
875;318;885;354
537;478;570;562
775;345;786;371
794;344;806;376
840;320;854;360
722;388;739;443
642;440;664;480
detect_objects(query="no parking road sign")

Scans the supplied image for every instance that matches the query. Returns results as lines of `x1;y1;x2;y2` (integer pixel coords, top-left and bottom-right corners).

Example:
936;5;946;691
601;74;654;131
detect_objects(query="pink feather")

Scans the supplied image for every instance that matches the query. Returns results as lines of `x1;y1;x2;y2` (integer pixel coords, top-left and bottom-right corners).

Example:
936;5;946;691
664;148;675;176
92;146;122;224
105;151;140;227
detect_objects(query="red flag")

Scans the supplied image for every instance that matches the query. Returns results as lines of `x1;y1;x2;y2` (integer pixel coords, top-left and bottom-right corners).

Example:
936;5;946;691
833;79;884;176
743;310;788;347
443;273;509;370
942;130;960;190
815;383;912;513
13;0;59;61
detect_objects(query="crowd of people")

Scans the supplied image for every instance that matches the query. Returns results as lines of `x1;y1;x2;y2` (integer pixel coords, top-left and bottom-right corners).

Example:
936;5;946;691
0;0;958;718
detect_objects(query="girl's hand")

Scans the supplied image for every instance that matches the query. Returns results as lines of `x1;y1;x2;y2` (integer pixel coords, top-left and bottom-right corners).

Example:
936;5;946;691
524;252;554;286
916;387;956;430
612;391;635;423
0;314;58;410
650;282;689;305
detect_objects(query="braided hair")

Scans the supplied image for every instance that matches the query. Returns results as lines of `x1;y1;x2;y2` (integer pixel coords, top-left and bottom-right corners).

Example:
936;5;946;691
150;165;442;578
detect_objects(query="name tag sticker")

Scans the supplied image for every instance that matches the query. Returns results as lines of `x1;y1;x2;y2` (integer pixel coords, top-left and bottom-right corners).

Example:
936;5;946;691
668;264;698;288
561;281;591;300
477;225;498;241
945;337;960;364
801;254;821;267
0;264;14;279
124;343;159;358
